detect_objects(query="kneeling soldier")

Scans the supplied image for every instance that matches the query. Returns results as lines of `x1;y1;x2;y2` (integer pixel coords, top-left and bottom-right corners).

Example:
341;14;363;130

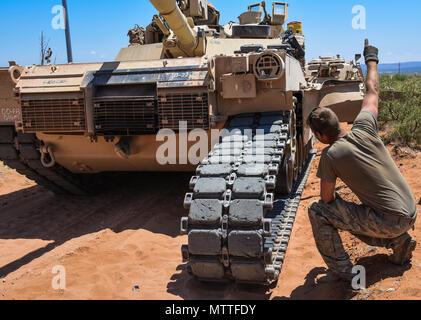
307;40;417;281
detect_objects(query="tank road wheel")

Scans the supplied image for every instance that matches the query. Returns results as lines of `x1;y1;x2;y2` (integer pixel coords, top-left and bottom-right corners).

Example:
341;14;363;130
292;136;299;182
276;156;294;195
288;111;299;182
303;137;309;164
304;134;315;163
275;110;297;195
296;133;304;176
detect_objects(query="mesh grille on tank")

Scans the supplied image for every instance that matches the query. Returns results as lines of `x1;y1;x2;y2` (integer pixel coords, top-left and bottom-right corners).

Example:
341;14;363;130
158;92;209;131
93;97;156;135
21;97;86;133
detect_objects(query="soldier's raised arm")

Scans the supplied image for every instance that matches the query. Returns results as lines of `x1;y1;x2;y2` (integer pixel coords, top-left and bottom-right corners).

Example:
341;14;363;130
361;39;380;118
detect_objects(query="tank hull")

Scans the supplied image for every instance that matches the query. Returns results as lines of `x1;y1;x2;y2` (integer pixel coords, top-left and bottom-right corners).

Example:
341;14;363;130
12;51;309;175
37;123;226;173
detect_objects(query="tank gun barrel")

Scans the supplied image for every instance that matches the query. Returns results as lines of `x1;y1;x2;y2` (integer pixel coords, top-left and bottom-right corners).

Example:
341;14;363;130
149;0;198;56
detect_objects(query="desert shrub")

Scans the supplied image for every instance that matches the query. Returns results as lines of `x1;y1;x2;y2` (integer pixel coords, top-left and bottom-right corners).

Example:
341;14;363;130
391;73;409;82
379;74;421;146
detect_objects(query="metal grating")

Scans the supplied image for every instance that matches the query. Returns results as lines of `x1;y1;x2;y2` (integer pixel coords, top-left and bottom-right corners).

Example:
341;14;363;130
93;97;156;135
158;92;209;131
255;54;281;80
21;97;86;133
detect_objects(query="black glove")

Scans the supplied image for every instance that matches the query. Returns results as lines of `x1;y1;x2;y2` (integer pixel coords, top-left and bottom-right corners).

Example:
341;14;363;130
364;39;379;64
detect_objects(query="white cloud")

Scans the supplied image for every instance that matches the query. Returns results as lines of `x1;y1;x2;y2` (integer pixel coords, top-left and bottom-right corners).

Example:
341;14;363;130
90;51;97;55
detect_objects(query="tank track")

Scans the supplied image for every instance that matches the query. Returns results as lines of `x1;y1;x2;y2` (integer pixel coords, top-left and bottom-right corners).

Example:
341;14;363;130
180;111;316;285
0;125;90;195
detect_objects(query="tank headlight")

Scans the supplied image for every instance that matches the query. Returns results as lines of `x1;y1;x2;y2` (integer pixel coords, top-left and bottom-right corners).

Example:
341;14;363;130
253;52;285;81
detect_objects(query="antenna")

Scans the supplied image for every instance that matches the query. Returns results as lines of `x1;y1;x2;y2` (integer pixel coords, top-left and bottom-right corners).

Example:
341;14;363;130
40;31;51;65
62;0;73;63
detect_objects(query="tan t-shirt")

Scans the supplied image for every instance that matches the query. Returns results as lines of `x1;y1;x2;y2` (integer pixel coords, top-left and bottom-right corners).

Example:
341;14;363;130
317;110;417;218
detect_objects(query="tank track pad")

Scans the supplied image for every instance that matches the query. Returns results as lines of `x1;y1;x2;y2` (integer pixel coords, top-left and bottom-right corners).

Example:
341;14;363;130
180;112;316;285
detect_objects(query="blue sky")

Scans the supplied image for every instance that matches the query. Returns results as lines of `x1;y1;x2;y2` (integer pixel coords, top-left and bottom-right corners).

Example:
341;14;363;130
0;0;420;66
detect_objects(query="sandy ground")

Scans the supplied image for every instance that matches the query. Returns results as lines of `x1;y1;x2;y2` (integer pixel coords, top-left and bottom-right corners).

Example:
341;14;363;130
0;134;420;300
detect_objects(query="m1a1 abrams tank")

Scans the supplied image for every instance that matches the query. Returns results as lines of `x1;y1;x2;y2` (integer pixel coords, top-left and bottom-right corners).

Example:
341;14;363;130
0;0;364;284
305;55;365;123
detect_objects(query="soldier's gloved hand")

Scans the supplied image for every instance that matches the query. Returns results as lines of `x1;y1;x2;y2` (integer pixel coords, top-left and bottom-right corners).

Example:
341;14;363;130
364;39;379;64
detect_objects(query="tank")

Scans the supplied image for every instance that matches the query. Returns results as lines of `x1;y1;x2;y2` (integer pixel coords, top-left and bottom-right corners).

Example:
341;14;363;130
305;55;365;123
0;0;364;283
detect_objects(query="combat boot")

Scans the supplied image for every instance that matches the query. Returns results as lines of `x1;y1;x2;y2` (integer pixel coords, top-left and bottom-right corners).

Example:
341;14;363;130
388;233;417;266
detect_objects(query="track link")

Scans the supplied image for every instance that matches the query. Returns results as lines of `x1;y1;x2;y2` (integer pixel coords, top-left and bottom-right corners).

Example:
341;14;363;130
0;126;90;195
180;111;316;285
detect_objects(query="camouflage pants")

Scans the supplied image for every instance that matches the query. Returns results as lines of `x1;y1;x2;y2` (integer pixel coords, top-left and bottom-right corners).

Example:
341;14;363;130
308;195;417;273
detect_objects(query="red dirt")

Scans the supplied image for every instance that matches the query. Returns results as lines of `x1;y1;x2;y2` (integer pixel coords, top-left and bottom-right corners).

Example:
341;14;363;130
0;131;420;300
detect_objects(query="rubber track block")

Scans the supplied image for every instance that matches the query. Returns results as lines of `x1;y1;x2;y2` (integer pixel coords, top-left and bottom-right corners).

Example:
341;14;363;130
190;256;225;279
189;199;223;226
229;199;263;227
233;177;266;198
228;230;263;258
188;229;222;255
230;258;267;282
198;164;232;177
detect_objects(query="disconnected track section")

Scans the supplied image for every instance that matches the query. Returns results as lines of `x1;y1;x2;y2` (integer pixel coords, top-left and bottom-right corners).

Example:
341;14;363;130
180;111;316;285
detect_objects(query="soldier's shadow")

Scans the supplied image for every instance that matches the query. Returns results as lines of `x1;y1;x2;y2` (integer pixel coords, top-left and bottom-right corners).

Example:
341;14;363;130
274;254;412;300
355;253;412;289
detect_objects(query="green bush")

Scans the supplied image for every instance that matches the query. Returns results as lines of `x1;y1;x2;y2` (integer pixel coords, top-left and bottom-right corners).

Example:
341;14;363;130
391;74;409;82
379;74;421;146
